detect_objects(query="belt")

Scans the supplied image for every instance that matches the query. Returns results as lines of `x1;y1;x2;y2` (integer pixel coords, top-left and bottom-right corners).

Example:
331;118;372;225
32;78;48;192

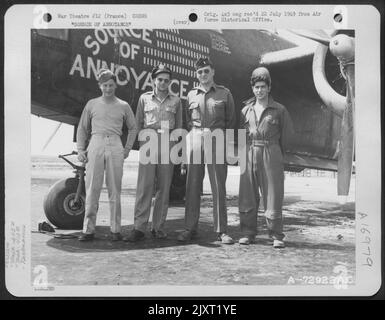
142;127;173;133
92;133;120;138
250;140;278;147
193;127;211;132
156;128;172;133
192;127;221;133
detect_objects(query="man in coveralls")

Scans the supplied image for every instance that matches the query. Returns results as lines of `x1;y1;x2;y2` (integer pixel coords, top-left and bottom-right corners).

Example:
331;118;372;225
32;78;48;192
124;64;183;242
77;69;137;241
238;67;294;248
177;57;236;244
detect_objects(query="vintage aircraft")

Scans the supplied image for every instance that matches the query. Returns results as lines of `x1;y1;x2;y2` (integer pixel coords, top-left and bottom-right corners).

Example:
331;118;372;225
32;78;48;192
31;28;354;229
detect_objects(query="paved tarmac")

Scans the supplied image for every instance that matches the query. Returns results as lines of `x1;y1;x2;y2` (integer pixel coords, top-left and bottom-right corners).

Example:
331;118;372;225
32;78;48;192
30;152;355;288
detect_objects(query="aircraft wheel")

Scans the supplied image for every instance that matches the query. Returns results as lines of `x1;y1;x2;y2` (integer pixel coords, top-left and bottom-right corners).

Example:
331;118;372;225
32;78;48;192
169;164;186;202
43;177;85;229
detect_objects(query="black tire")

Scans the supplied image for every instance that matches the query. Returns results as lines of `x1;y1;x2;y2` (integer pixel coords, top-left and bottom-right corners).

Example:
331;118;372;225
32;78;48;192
169;164;186;202
43;177;85;229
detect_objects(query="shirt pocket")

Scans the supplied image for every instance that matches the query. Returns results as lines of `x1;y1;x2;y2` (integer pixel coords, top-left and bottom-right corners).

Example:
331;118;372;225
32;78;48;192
266;116;279;125
143;103;158;126
189;102;201;121
212;100;225;120
263;116;280;137
165;104;177;114
161;104;177;129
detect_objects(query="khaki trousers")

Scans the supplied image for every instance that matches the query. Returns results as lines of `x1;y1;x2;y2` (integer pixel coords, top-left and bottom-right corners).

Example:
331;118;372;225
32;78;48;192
185;129;228;233
238;143;285;240
134;136;174;232
83;134;124;234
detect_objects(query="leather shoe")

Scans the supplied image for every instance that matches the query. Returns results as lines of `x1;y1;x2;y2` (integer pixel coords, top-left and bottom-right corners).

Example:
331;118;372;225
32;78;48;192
177;230;196;242
123;229;145;242
111;233;122;241
217;233;234;244
151;229;168;239
273;239;285;248
239;236;254;245
78;233;94;241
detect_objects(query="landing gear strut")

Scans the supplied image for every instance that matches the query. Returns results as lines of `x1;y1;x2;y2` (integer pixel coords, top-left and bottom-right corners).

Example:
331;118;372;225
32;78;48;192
43;152;85;229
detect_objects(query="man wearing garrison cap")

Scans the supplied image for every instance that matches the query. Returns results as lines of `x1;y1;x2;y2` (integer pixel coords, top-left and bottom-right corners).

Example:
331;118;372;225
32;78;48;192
124;64;183;242
238;67;294;248
76;68;137;241
177;57;236;244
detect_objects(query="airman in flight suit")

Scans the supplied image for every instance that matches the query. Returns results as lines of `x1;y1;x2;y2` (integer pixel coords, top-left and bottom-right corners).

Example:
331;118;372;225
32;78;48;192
238;67;294;248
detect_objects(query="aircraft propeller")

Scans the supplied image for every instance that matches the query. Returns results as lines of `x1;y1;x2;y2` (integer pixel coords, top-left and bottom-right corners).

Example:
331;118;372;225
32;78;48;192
299;31;355;197
329;34;355;197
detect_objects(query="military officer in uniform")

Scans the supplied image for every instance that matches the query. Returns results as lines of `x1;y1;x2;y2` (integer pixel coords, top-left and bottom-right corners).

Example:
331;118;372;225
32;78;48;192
177;57;236;244
238;67;294;248
124;64;183;242
77;69;137;241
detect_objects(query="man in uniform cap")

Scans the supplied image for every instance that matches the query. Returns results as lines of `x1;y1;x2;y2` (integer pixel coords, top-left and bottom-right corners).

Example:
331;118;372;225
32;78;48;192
77;68;137;241
177;57;236;244
238;66;294;248
124;64;183;242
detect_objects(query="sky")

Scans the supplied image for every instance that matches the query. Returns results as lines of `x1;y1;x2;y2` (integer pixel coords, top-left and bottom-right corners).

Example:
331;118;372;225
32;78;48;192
31;115;77;156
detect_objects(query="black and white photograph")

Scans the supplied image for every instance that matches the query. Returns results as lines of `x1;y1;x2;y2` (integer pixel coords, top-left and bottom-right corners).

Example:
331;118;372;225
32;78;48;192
4;4;381;297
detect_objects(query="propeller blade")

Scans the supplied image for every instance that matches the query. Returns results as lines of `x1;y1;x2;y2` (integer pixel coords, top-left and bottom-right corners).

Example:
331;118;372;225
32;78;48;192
290;30;332;46
42;122;62;151
337;101;354;196
337;61;355;196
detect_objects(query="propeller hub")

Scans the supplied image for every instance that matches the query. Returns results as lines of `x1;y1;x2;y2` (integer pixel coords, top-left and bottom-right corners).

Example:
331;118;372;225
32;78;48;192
329;34;355;62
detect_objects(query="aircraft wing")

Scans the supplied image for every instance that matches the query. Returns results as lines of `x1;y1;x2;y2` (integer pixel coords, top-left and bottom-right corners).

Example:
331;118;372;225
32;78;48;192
32;102;80;126
259;30;333;66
